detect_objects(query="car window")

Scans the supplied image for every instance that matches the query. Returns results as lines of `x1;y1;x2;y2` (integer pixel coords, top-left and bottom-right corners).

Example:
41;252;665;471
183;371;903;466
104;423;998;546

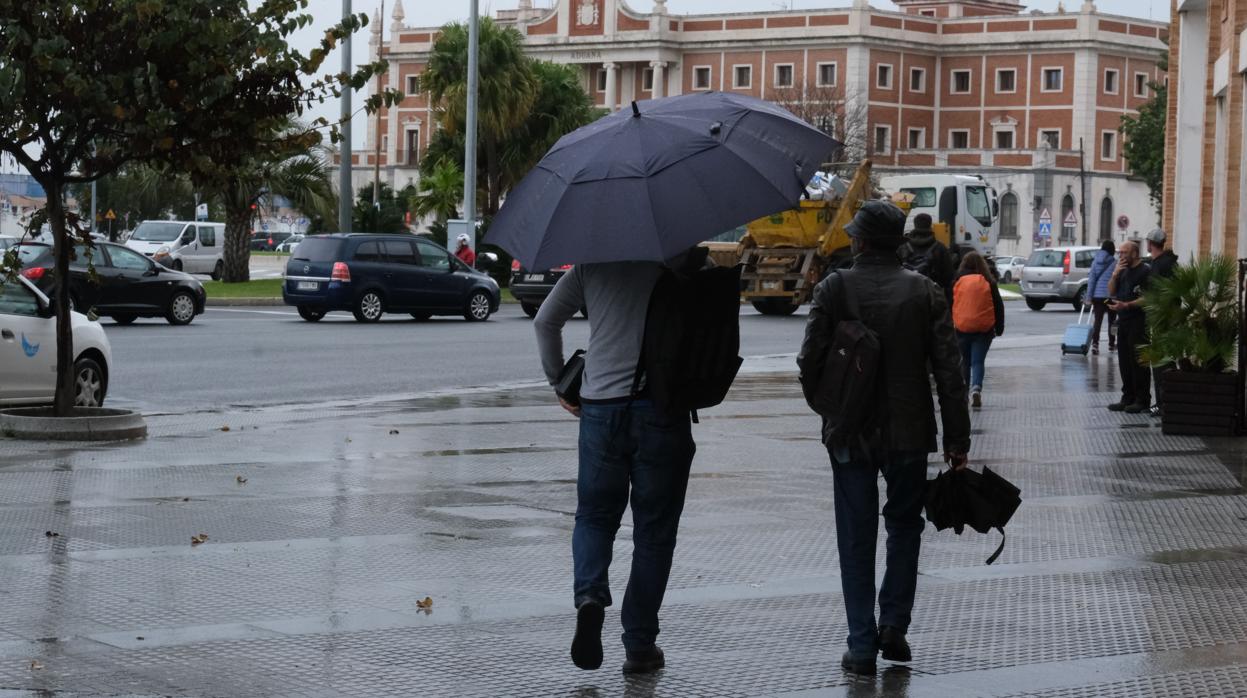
106;245;153;271
1027;250;1064;267
131;221;185;242
383;240;418;265
199;226;216;247
0;281;39;317
900;187;937;207
353;240;384;262
414;240;451;270
965;186;992;227
292;237;341;262
1075;250;1094;268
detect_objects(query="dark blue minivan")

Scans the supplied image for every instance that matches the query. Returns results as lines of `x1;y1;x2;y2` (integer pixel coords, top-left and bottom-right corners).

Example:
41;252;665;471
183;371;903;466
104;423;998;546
282;234;501;323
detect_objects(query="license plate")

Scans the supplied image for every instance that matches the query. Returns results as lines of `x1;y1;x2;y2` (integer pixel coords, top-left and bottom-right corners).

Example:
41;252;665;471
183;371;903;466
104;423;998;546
296;281;318;291
524;274;545;282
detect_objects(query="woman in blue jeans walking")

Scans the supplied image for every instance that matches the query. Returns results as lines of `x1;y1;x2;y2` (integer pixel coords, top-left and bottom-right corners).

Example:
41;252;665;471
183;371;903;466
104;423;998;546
951;252;1005;408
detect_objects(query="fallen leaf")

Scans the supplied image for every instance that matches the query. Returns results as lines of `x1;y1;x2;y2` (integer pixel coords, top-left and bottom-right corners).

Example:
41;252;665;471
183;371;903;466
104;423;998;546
44;531;60;538
181;497;190;502
29;660;43;670
345;438;352;443
220;426;231;432
389;429;399;435
136;636;145;641
191;534;209;546
235;475;248;484
416;596;433;609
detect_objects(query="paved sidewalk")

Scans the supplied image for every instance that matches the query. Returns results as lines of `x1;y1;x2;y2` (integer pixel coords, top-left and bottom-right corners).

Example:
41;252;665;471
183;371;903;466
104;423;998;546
0;343;1245;697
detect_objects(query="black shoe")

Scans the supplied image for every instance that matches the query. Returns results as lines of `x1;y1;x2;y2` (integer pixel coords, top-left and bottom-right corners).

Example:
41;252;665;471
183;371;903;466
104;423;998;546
840;650;877;676
622;645;665;674
570;602;604;670
1107;401;1130;412
878;626;911;662
1123;403;1149;414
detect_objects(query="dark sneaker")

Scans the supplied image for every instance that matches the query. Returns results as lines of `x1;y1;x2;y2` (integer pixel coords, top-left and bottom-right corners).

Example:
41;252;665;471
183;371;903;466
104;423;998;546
1150;405;1162;417
1107;401;1130;412
570;602;604;670
1123;403;1149;414
622;645;665;674
840;650;877;676
878;626;911;662
971;391;982;409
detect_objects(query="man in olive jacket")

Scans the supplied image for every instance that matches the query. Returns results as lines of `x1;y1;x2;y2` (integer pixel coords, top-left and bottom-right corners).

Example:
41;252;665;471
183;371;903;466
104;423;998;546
797;201;971;676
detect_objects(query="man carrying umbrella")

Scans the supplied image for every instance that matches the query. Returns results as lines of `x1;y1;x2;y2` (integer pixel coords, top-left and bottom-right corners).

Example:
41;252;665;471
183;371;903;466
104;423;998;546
798;201;971;676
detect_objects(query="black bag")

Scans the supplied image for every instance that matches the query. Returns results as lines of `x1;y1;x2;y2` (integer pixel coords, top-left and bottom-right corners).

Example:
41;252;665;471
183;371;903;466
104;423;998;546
803;271;885;443
556;350;586;406
900;241;939;281
634;250;743;419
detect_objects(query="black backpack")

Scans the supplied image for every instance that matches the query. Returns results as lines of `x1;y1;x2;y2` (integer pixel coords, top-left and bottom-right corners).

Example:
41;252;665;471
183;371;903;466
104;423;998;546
900;240;942;284
633;250;744;421
801;271;886;443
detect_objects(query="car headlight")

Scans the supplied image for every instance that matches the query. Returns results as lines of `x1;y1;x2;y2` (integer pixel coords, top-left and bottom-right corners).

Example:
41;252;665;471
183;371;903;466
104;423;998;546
155;246;170;256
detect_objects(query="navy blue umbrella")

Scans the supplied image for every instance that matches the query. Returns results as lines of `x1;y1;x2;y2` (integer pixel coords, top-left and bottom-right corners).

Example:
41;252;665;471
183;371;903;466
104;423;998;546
486;91;840;270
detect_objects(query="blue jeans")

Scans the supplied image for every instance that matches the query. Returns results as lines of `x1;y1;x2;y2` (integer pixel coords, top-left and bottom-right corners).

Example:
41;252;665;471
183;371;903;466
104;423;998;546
574;401;695;652
829;447;928;657
957;332;993;391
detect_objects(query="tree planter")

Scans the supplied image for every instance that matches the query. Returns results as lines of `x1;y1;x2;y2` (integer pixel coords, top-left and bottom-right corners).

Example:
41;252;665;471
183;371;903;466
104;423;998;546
0;407;147;442
1160;371;1240;437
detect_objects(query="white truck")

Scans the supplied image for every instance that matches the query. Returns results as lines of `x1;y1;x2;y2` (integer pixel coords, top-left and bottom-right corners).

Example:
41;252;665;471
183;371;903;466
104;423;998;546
878;174;1000;259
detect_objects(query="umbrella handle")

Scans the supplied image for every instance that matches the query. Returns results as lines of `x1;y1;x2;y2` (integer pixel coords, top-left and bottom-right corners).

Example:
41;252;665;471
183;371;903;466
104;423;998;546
985;527;1006;565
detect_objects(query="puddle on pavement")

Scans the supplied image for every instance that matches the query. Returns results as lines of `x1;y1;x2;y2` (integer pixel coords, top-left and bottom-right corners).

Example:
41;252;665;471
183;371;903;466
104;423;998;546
1145;547;1247;564
420;446;571;458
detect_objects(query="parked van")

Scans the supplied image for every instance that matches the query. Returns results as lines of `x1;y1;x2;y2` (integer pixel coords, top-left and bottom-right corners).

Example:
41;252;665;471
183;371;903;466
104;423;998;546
879;174;1000;258
125;220;226;280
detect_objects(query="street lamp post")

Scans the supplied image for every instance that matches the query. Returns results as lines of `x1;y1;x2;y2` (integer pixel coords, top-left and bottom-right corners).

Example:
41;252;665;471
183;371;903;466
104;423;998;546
338;0;353;233
464;0;479;247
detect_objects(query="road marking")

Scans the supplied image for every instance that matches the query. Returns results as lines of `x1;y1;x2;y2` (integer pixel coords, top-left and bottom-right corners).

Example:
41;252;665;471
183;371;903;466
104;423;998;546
206;308;298;316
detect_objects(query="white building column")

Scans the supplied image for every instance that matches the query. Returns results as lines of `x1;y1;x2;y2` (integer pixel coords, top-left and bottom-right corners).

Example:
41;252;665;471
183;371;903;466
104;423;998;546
651;61;667;98
1173;2;1209;261
604;62;619;112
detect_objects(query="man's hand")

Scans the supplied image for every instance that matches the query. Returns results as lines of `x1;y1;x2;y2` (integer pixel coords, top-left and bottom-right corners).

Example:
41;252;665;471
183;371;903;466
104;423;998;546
558;395;581;418
944;451;969;470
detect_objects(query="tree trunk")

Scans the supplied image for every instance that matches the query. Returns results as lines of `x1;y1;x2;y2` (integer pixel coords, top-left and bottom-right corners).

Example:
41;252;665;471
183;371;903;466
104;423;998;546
222;204;252;282
485;137;501;215
47;182;75;417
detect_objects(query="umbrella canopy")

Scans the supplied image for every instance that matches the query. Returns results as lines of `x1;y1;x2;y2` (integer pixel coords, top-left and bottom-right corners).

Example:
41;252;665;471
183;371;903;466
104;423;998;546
486;91;840;270
925;466;1022;565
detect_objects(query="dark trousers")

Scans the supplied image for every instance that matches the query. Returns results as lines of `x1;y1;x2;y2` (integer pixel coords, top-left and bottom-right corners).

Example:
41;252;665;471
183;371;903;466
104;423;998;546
956;332;993;391
574;401;695;652
1117;319;1152;406
829;446;928;657
1091;299;1116;348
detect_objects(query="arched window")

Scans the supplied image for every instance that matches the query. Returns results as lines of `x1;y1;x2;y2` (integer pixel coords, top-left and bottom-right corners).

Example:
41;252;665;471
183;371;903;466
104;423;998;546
1060;194;1076;242
999;192;1019;239
1099;196;1114;241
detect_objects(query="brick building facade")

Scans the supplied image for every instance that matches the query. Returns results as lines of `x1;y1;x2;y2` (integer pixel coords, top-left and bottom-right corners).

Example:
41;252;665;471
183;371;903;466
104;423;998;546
360;0;1166;256
1164;0;1247;261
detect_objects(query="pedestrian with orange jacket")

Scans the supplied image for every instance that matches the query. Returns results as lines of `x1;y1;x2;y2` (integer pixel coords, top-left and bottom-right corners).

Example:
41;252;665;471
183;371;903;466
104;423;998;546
952;252;1005;408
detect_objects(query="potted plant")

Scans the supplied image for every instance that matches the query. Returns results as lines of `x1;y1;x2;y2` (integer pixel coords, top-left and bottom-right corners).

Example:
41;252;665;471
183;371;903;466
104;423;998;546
1140;255;1240;436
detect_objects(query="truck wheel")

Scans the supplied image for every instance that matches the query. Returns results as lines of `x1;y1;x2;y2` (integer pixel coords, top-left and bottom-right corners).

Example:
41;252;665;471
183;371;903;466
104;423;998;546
1026;298;1047;311
752;299;799;316
211;260;224;281
520;301;539;319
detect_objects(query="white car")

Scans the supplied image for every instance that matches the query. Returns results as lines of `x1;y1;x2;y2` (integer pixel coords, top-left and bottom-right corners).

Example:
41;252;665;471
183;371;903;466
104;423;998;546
0;277;112;407
125;220;226;280
275;234;305;253
995;255;1026;283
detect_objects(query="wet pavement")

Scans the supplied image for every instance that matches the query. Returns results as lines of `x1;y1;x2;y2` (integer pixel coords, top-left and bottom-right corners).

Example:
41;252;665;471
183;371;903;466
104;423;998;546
1;341;1246;697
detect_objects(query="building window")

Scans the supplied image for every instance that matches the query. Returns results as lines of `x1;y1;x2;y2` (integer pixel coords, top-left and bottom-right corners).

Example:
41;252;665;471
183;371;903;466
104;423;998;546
877;64;893;90
817;62;837;87
910;68;926;93
405;129;420;166
774;64;794;88
1104;69;1119;95
873;125;891;155
995;129;1015;149
949;130;970;149
920;9;937;16
642;67;654;92
1100;130;1117;160
1099;196;1114;241
1134;72;1149;97
816;115;836;135
405;75;420;96
996;69;1016;93
693;66;711;90
951;69;972;94
596;69;607;92
733;65;752;89
1039;129;1061;149
1042;67;1063;92
999;192;1019;239
381;135;388;152
907;128;925;149
1060;194;1076;242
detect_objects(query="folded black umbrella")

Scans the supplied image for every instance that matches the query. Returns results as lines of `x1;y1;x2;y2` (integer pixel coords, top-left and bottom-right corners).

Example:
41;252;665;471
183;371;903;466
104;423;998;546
925;466;1022;565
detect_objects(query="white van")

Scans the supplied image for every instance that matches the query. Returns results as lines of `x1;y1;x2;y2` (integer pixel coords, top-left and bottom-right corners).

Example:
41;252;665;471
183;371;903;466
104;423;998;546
126;221;226;280
879;174;1000;258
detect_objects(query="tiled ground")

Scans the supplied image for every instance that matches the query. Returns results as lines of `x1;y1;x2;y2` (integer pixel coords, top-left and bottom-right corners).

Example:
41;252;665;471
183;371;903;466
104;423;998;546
0;346;1245;697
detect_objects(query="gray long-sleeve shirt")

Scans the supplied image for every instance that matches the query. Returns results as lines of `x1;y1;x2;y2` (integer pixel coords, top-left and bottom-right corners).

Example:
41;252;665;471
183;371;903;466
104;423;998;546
534;262;662;401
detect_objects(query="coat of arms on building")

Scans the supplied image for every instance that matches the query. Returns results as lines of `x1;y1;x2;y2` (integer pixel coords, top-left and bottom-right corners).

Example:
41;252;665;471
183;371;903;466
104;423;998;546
576;0;599;26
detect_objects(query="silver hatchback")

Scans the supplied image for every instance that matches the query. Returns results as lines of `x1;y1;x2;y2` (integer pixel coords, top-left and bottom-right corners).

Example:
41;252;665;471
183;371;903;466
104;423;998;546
1020;245;1099;311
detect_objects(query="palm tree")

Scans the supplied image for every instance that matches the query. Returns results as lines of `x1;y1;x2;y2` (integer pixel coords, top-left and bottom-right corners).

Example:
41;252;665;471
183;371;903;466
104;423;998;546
421;18;536;215
410;161;463;228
